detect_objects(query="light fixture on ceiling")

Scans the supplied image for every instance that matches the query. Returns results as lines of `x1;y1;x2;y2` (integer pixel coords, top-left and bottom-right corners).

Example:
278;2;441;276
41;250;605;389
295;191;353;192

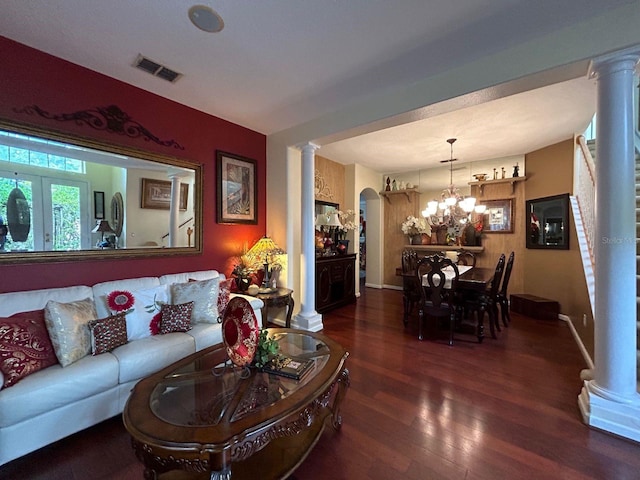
188;5;224;33
422;138;485;226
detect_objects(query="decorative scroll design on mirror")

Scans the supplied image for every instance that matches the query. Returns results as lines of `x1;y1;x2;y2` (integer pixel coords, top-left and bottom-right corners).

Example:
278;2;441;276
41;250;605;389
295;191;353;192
314;171;333;200
14;105;184;150
0;118;202;264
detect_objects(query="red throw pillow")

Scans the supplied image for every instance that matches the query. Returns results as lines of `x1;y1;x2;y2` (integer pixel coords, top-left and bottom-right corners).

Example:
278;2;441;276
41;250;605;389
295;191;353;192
218;278;234;320
160;302;194;334
0;310;58;388
88;313;128;355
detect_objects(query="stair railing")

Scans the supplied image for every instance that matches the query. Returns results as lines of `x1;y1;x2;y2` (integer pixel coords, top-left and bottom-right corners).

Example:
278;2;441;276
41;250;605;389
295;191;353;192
575;135;596;265
572;135;596;315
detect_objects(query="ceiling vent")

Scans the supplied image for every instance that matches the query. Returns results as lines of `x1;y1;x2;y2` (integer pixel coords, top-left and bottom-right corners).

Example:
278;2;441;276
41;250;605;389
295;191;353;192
133;55;182;83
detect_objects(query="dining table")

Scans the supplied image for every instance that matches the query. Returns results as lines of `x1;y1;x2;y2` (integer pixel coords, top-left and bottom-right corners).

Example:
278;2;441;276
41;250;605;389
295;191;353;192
397;265;495;342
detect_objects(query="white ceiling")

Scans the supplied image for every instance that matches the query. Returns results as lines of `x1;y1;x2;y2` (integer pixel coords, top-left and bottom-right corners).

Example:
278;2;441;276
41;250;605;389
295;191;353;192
1;0;623;173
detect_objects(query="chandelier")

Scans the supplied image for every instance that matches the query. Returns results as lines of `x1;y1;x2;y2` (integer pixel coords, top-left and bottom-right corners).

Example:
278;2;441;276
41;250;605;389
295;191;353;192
422;138;486;226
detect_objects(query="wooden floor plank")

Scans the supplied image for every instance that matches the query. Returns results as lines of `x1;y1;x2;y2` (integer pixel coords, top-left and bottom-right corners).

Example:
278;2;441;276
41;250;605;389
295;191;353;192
1;287;638;479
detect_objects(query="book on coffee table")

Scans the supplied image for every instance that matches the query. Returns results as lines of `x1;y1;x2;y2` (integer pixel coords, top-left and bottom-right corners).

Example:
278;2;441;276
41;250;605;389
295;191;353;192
263;357;315;380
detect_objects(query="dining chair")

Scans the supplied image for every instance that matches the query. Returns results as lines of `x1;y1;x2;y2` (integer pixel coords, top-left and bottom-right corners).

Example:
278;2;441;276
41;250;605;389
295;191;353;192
462;253;505;339
483;253;506;338
456;249;476;267
416;254;459;345
401;249;421;326
497;251;515;327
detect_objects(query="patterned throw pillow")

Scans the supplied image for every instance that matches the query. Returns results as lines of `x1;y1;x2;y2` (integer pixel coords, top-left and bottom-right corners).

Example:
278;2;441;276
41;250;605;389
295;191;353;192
44;298;97;367
102;285;168;341
159;302;194;334
0;310;58;388
218;278;234;321
171;278;219;324
88;313;128;355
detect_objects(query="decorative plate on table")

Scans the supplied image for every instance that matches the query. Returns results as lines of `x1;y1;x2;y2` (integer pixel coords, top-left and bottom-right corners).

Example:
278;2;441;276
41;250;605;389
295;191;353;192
221;297;259;367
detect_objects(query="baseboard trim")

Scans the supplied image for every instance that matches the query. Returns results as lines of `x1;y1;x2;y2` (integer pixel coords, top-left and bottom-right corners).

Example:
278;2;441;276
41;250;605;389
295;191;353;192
559;313;594;370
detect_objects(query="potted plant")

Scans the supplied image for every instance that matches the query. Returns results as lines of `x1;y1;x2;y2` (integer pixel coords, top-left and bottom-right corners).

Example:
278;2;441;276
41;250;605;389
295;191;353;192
232;254;258;292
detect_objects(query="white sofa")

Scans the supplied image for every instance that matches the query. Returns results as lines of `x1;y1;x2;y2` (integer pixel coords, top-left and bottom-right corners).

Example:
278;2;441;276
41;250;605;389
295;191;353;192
0;269;263;466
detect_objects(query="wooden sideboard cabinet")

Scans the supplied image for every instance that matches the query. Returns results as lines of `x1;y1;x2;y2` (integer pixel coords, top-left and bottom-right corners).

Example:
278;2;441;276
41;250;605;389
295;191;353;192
316;254;356;313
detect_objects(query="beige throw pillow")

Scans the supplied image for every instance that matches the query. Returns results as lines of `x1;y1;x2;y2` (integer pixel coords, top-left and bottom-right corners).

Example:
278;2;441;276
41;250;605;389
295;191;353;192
44;298;97;367
171;278;219;324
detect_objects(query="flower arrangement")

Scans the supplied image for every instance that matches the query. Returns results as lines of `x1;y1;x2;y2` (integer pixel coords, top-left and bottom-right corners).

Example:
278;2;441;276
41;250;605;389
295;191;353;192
334;209;357;239
401;216;431;236
232;254;259;278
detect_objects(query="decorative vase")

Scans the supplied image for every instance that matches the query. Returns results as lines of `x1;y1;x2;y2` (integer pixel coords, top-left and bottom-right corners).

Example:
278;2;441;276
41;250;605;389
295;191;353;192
337;239;349;254
235;276;251;292
421;233;431;245
435;226;448;245
409;234;421;245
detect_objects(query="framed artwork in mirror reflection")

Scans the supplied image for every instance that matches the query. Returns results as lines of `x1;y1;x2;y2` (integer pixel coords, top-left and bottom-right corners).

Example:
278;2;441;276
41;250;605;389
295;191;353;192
526;193;569;250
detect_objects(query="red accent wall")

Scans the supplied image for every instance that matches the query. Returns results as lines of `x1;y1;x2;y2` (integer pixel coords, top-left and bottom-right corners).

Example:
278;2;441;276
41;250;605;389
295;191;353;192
0;36;266;293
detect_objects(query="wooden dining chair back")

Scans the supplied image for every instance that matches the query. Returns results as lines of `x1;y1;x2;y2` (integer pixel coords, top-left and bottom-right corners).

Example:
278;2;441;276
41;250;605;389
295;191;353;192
484;253;506;338
497;251;515;327
401;250;421;325
416;254;459;345
456;249;476;267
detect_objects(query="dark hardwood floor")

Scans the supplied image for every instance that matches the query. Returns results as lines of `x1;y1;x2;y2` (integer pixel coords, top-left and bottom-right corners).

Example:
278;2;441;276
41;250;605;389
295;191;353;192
2;287;639;479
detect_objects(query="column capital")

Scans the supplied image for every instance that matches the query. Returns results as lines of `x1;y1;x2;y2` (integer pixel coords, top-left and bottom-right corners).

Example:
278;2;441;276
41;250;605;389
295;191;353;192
588;45;640;79
296;142;320;153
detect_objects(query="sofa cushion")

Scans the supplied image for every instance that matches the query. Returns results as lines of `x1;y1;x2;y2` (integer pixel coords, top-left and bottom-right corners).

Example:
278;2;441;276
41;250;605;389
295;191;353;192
160;302;193;334
98;284;168;341
158;270;219;286
110;333;195;384
88;313;128;355
44;298;97;367
187;323;223;352
0;285;93;318
171;278;219;324
0;353;119;427
0;310;58;388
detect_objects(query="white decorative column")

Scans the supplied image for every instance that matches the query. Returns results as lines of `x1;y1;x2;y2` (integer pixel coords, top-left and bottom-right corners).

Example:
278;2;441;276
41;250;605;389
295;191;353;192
292;142;324;331
167;170;183;247
578;47;640;442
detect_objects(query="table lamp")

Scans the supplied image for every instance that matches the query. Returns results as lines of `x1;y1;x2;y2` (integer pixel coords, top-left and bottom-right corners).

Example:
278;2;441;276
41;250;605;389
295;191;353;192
92;220;114;248
247;236;285;293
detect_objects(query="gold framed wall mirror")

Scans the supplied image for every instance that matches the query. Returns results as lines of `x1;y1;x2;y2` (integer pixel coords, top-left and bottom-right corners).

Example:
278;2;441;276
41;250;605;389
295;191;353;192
0;119;202;263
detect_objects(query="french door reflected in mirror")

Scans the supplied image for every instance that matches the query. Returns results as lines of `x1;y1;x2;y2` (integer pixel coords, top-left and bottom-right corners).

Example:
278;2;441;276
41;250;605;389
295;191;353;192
0;172;90;252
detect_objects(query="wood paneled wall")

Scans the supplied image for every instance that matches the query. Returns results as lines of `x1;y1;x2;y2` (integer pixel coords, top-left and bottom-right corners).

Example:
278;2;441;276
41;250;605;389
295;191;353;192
383;190;421;286
470;181;526;296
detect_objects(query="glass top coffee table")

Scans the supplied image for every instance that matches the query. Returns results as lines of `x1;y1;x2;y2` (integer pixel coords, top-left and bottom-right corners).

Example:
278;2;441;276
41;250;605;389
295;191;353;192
123;328;350;480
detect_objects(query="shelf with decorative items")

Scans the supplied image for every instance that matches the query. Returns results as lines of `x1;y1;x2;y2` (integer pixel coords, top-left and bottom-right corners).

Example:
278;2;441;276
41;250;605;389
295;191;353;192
379;188;419;204
468;176;527;195
405;245;484;253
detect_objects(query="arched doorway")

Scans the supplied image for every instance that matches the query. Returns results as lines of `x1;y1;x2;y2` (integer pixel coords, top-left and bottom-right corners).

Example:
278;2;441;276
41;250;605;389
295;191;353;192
358;187;381;291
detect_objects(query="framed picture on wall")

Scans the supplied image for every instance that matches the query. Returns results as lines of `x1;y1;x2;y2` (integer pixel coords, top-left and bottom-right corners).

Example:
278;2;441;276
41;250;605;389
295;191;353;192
94;191;105;219
216;151;257;224
481;198;513;233
141;178;189;210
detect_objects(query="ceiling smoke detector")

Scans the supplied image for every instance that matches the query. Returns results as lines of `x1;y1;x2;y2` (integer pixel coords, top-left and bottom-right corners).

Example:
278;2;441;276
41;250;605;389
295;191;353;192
133;55;182;83
188;5;224;33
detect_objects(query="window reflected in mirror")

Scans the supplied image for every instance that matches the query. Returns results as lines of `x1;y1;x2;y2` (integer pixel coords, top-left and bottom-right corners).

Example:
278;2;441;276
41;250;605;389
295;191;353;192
526;193;569;250
0;121;201;263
